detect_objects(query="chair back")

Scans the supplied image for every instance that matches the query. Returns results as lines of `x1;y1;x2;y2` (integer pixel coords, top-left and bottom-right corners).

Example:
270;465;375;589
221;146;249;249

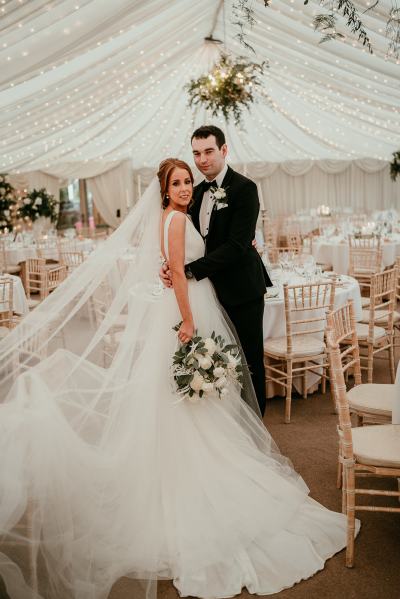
283;280;336;355
0;241;7;272
44;265;67;297
327;300;362;384
366;268;396;336
349;235;381;249
348;247;382;278
60;251;84;272
326;328;355;462
25;258;46;298
395;257;400;303
0;277;13;329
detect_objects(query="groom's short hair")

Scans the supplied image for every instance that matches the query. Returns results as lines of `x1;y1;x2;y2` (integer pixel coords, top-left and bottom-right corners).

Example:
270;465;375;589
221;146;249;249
191;125;226;149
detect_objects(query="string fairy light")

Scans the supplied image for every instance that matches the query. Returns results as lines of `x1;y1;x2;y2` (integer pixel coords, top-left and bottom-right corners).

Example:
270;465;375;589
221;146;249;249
0;1;398;172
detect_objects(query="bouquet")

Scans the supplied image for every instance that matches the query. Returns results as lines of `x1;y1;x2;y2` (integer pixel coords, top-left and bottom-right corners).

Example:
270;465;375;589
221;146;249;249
171;324;244;402
19;188;59;223
0;174;17;231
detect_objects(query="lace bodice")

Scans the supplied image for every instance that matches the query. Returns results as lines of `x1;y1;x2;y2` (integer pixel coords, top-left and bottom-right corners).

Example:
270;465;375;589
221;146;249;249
162;210;204;264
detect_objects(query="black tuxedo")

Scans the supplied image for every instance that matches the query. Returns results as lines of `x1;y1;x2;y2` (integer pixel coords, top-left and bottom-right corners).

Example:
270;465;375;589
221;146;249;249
188;166;271;415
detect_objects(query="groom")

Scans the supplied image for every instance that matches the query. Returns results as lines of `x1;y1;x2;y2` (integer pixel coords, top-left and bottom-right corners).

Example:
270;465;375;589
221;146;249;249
163;125;271;416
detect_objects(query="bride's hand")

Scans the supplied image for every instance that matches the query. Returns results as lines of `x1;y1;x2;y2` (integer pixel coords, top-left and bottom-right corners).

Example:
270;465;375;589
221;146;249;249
178;320;194;344
159;262;173;288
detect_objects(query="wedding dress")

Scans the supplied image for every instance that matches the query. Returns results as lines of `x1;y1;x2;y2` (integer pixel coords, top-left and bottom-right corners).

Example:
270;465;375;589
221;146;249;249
0;181;356;599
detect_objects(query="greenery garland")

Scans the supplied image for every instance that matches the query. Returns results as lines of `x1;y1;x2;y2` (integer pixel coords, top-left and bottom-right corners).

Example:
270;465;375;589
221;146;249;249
0;174;17;231
233;0;399;58
186;53;267;125
18;188;59;223
390;150;400;181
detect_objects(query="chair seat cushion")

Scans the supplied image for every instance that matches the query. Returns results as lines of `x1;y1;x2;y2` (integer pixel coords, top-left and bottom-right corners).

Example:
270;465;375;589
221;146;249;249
353;267;375;275
347;384;393;417
6;265;21;274
354;322;387;341
361;297;370;308
351;424;400;468
264;335;325;358
359;309;400;326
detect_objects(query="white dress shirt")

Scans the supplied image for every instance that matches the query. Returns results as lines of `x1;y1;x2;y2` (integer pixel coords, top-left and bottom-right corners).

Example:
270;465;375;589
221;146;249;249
199;163;228;237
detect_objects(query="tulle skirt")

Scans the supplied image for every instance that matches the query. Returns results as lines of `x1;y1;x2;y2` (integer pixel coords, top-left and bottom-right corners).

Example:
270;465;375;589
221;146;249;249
0;278;355;599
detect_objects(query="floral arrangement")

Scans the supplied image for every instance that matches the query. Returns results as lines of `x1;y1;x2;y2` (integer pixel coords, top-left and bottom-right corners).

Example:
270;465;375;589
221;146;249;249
390;150;400;182
186;53;267;125
19;187;59;223
171;325;244;402
210;186;229;210
0;173;17;231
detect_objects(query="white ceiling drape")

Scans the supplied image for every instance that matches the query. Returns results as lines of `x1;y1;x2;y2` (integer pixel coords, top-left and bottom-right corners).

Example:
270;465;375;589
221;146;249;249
0;0;398;178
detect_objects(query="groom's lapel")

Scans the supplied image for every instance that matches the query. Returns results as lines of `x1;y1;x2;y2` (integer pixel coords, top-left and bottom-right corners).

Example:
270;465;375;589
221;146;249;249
190;184;203;234
206;166;235;240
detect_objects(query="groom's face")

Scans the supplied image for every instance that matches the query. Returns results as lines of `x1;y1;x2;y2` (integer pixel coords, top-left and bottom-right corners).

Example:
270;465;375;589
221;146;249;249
192;135;227;181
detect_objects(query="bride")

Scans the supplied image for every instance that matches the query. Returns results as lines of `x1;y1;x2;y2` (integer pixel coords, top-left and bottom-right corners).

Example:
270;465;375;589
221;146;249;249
0;158;357;599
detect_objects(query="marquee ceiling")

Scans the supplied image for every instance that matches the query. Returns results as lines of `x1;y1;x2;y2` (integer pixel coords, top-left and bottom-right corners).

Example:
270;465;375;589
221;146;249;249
0;0;399;176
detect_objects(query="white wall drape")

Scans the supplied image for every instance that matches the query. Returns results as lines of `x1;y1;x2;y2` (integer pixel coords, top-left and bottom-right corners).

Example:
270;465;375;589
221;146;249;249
8;171;64;199
234;160;400;216
86;160;133;228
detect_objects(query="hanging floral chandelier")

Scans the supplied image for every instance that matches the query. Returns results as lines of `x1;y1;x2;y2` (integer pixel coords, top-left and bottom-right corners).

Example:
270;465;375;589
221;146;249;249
186;53;268;126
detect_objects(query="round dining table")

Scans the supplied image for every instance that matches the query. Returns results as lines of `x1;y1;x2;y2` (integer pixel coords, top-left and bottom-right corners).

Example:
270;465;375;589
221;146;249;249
5;238;95;266
0;274;28;315
311;234;400;275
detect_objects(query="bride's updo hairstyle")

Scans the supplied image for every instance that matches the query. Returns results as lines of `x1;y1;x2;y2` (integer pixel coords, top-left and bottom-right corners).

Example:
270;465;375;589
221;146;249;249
157;158;194;209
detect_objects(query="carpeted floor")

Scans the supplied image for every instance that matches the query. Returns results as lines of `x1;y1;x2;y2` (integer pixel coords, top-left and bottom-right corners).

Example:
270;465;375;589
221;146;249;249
0;352;398;599
109;351;400;599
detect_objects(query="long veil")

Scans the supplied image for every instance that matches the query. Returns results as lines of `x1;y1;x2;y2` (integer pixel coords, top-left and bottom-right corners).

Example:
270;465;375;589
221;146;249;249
0;179;305;599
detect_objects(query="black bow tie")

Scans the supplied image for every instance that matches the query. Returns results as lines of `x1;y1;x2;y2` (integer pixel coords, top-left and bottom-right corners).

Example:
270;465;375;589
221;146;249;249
202;180;217;192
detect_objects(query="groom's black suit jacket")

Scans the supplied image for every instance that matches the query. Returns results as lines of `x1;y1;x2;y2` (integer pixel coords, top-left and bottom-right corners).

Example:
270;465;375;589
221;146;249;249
188;166;272;307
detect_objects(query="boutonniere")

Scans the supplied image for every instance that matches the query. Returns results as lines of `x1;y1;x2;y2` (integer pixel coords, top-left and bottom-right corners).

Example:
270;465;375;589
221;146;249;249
210;186;229;210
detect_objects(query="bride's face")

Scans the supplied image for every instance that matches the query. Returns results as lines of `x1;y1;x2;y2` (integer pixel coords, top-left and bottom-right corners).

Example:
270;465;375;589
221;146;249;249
167;168;193;211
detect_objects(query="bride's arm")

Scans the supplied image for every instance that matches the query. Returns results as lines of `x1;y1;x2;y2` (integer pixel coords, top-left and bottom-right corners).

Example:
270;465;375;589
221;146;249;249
168;212;194;343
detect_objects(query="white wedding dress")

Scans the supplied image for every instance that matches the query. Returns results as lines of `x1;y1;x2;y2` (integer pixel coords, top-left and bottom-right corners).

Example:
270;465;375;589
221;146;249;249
0;192;356;599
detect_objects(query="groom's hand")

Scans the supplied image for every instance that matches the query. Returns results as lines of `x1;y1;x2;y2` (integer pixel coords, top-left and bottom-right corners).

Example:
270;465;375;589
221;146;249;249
159;261;173;288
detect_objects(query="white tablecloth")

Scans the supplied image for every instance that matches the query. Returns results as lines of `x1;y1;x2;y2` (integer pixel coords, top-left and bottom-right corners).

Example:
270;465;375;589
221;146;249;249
311;236;400;275
5;239;95;265
263;275;362;397
0;274;28;315
263;275;362;341
393;363;400;425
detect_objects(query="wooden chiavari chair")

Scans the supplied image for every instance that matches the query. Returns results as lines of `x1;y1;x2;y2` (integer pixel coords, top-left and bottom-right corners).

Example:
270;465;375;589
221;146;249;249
264;280;336;423
59;250;84;274
352;269;396;384
0;276;14;338
0;240;21;275
326;327;400;568
327;300;394;427
348;235;382;291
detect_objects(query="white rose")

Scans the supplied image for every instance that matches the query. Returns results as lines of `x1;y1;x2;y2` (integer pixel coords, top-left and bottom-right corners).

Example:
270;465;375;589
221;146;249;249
203;337;216;355
3;210;10;217
23;198;31;204
190;371;204;392
202;382;214;393
213;189;225;200
34;198;42;206
213;366;225;378
198;355;212;370
215;376;227;389
227;354;239;370
219;388;229;398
